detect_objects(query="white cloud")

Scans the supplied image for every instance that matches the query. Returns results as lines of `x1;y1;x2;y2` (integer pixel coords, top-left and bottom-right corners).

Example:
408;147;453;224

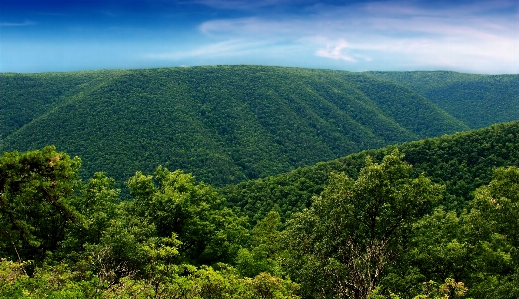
192;0;518;73
314;38;356;62
199;17;309;38
0;20;36;27
144;39;272;60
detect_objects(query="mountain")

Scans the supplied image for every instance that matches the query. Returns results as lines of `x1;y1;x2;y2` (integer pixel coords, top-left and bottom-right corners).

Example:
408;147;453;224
1;66;516;187
221;120;519;223
366;71;519;129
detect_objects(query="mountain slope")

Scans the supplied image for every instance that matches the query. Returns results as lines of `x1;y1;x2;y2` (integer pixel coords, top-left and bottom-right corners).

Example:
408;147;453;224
221;120;519;223
0;71;117;139
366;71;519;129
0;66;471;186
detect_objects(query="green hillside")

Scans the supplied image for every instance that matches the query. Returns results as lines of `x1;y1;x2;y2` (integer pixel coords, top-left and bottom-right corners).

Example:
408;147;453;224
0;66;468;187
0;71;115;140
3;121;519;299
367;71;519;128
221;120;519;223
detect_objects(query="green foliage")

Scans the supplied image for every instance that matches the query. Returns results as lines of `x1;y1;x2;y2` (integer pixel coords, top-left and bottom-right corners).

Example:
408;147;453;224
383;166;519;299
223;121;519;223
1;147;284;298
0;259;300;299
59;172;120;261
127;167;248;264
462;166;519;298
82;207;181;281
414;278;468;299
284;150;443;298
2;107;519;298
1;66;479;189
0;71;115;141
0;146;82;263
236;211;285;278
367;71;519;129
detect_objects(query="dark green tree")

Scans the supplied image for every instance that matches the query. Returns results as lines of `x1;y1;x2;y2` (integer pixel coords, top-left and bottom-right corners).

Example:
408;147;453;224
284;150;443;298
59;172;120;261
236;211;285;277
0;146;82;263
126;166;248;264
400;166;519;299
463;166;519;298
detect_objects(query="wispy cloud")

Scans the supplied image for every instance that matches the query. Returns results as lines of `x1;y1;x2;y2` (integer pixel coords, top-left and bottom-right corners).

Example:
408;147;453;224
0;20;36;27
199;17;309;38
3;0;516;73
144;39;271;60
316;39;355;62
194;0;518;73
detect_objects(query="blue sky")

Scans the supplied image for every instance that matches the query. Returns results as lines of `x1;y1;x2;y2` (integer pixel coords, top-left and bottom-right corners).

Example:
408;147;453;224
1;0;517;73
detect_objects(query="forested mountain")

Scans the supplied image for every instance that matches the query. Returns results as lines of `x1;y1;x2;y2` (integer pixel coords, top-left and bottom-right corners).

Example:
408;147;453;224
367;71;519;129
222;120;519;223
0;66;482;187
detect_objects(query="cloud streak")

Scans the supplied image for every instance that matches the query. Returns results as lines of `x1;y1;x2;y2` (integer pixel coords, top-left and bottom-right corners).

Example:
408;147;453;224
194;0;518;73
144;39;273;60
1;0;517;73
0;20;36;27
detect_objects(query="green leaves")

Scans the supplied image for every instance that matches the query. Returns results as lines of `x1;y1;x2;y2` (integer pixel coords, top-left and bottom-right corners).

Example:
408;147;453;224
3;66;489;190
0;146;82;262
285;150;443;298
127;167;247;264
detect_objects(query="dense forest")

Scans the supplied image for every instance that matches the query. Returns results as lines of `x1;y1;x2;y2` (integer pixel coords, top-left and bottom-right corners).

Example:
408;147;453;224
222;120;519;223
2;120;519;298
2;66;519;298
367;71;519;129
3;66;518;189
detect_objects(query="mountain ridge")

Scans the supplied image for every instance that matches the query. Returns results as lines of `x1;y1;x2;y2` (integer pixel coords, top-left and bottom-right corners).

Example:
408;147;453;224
1;65;516;187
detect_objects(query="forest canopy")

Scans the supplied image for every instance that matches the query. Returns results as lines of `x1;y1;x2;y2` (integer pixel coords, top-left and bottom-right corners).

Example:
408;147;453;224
2;66;519;298
2;66;517;189
2;120;519;298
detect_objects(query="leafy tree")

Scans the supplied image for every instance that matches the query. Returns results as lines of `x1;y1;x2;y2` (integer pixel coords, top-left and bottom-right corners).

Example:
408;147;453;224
394;166;519;299
4;66;486;189
59;172;120;261
462;166;519;298
284;150;443;298
126;166;248;264
0;146;82;263
236;211;285;277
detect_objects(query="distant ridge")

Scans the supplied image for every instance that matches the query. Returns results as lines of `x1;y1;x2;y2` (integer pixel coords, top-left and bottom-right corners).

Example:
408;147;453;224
221;120;519;223
1;66;516;187
366;71;519;129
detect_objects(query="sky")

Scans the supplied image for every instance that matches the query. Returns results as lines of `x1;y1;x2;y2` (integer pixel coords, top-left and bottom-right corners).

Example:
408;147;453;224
0;0;518;74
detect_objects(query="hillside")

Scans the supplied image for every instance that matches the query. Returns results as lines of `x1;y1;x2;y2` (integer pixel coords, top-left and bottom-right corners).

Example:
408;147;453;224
221;120;519;223
0;66;470;187
3;121;519;299
367;71;519;128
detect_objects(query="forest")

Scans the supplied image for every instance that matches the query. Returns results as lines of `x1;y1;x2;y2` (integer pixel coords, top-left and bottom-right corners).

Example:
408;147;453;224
2;120;519;298
2;66;518;190
2;66;519;298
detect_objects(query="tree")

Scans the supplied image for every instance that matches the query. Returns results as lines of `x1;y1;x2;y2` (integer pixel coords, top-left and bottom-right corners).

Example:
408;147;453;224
399;166;519;299
236;211;285;277
0;146;82;263
59;172;120;261
284;150;443;298
126;166;248;264
462;166;519;298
